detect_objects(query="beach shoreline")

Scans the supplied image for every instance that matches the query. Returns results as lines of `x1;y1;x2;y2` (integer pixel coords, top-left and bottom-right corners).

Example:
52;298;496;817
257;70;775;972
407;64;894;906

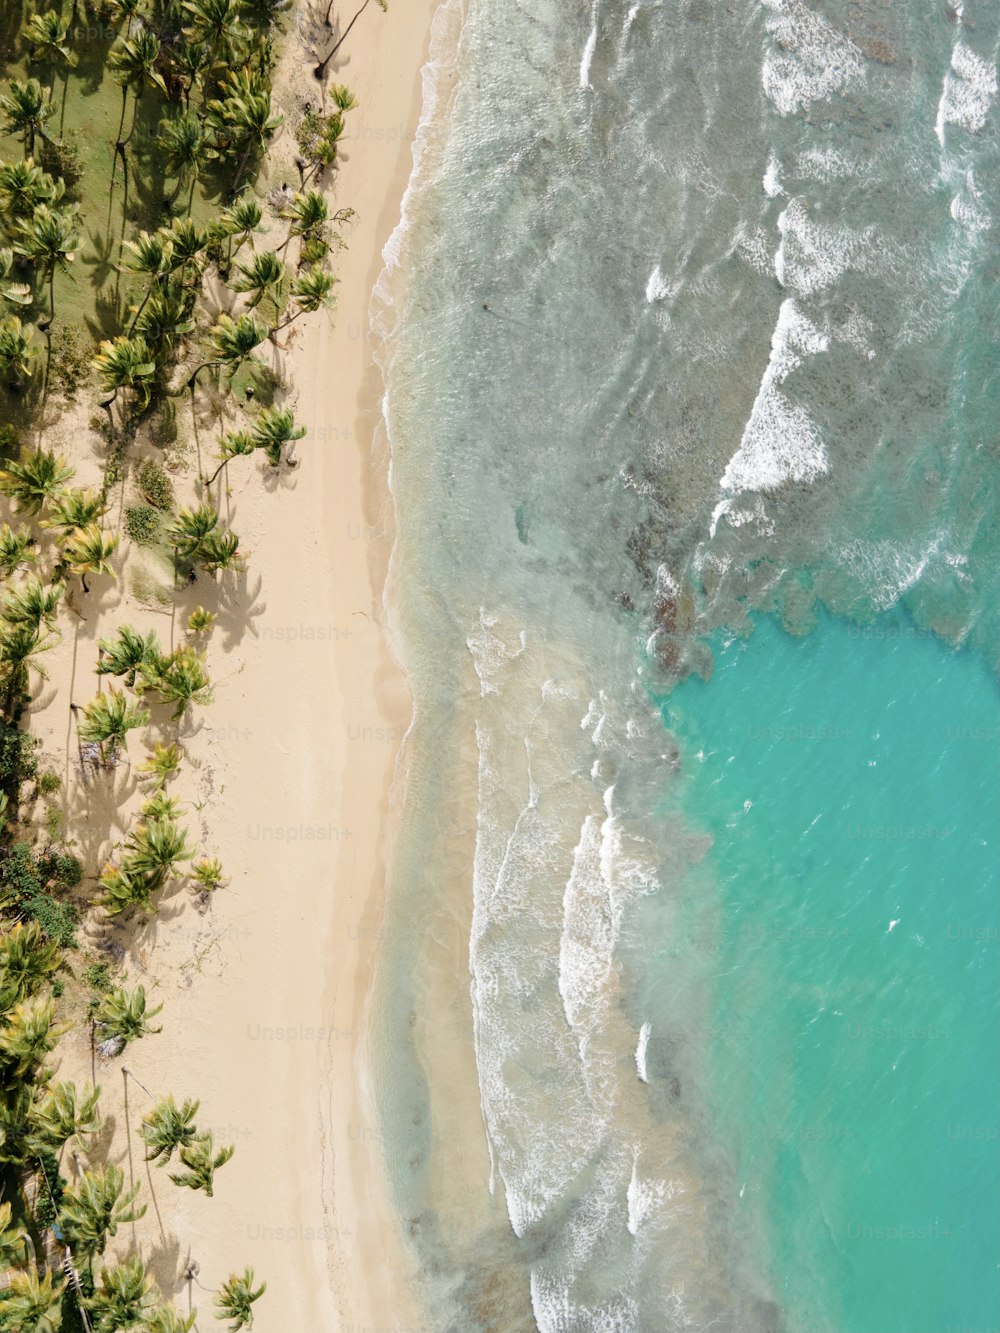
26;4;444;1329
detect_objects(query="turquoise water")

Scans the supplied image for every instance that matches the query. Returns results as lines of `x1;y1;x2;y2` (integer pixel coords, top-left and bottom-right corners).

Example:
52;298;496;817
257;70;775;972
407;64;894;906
371;0;1000;1327
658;612;999;1333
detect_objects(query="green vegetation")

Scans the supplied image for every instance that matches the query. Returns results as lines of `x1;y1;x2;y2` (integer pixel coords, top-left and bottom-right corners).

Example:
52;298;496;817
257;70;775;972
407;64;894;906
0;0;388;1321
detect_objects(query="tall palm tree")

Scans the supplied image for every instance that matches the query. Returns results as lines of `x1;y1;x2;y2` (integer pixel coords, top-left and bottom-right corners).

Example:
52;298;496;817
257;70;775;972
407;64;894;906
77;687;150;764
86;1258;158;1333
25;9;78;100
109;27;167;150
159;217;208;287
121;229;174;331
92;335;156;413
169;1131;234;1196
0;996;66;1080
13;203;79;325
187;312;266;387
166;502;219;561
143;647;214;719
0;316;36;389
206;428;255;484
0;622;58;714
0;523;36;577
39;486;109;536
93;985;163;1045
251;405;306;466
158;111;209;209
206;68;283;192
140;1094;199;1163
28;1079;102;1155
230;249;284;310
0;1201;27;1268
0;448;74;515
98;859;157;917
124;817;193;885
214;1269;266;1332
60;524;120;592
0;160;62;221
317;0;387;77
0;921;66;1008
181;0;248;69
59;1166;146;1262
135;284;196;358
0;248;32;306
279;190;328;251
276;265;337;331
97;624;163;687
0;79;53;156
211;196;265;277
1;575;63;633
0;1269;64;1333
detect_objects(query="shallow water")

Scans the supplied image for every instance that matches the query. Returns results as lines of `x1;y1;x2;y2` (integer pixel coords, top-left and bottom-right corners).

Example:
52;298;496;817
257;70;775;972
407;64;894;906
371;0;1000;1328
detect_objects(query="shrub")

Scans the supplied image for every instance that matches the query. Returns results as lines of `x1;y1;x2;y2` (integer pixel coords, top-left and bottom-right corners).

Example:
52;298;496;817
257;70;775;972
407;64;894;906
137;459;174;511
0;842;81;947
124;504;162;546
48;326;94;398
83;962;113;993
38;771;61;796
0;721;37;807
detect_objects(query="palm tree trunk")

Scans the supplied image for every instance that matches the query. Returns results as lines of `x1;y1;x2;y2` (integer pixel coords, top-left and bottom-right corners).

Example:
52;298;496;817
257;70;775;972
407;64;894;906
317;0;375;77
48;268;56;324
206;457;230;486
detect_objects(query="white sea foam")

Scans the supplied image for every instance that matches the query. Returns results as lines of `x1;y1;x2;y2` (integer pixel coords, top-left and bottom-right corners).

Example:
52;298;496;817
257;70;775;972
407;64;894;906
761;0;865;117
775;197;875;295
580;21;598;90
635;1021;651;1082
711;300;829;529
838;532;953;611
935;42;998;144
644;264;671;303
467;609;526;696
763;154;783;198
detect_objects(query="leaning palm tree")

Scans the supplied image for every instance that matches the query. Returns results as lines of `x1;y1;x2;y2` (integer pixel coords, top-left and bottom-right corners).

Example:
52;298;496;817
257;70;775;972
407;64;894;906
28;1079;102;1156
169;1131;234;1197
0;921;66;1008
85;1256;157;1333
135;285;196;358
0;316;36;389
0;1201;27;1268
0;523;36;577
206;68;283;191
1;575;63;632
210;196;264;277
13;203;79;325
206;428;255;484
93;985;163;1046
0;448;74;515
97;624;163;687
25;9;78;100
140;1094;199;1164
275;265;337;331
0;622;58;713
158;111;209;209
0;248;31;307
138;740;182;790
279;190;328;250
0;1269;64;1333
60;1166;146;1262
0;160;61;220
98;859;157;917
0;996;66;1080
60;524;120;592
109;27;167;151
77;688;150;765
92;335;156;414
143;647;213;720
214;1269;265;1332
251;406;306;467
121;229;174;331
230;249;284;310
187;312;266;388
0;79;53;156
39;486;109;536
124;817;193;886
166;502;219;562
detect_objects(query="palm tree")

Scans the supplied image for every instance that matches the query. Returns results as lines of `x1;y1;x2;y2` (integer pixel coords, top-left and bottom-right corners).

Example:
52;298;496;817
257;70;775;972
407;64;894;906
25;9;78;100
97;624;163;687
169;1131;234;1196
138;739;182;790
0;448;74;515
77;688;150;764
0;523;36;577
108;0;146;36
166;502;220;561
85;1257;157;1332
0;996;66;1080
144;647;214;719
140;1094;199;1163
0;921;66;1008
28;1079;102;1155
187;312;266;387
158;111;209;209
210;197;264;277
0;622;58;713
0;1201;27;1268
60;1166;146;1261
0;248;32;306
39;486;109;536
145;1306;197;1333
124;817;193;885
1;575;63;632
206;68;283;191
230;249;284;310
135;284;196;358
93;985;163;1045
0;316;36;389
98;859;157;917
206;428;255;484
181;0;248;69
279;190;328;251
215;1269;265;1332
60;524;120;592
187;606;216;634
0;1269;64;1333
0;160;62;220
0;79;53;156
251;405;306;466
276;265;337;330
13;203;79;325
139;792;184;822
109;27;167;151
317;0;387;77
199;529;243;572
92;336;156;413
121;229;174;331
191;856;225;891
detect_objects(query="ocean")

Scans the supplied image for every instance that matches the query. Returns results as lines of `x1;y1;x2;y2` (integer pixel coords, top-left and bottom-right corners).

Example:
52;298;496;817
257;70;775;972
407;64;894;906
370;0;1000;1329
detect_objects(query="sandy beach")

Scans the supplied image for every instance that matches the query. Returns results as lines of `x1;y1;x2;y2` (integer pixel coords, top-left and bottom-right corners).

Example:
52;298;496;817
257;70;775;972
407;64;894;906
21;3;442;1329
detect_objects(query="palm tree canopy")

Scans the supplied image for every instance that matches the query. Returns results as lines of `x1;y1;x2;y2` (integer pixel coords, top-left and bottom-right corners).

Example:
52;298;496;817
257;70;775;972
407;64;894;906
109;28;168;96
0;79;53;146
0;160;63;219
77;687;150;751
215;1268;266;1332
40;486;109;535
13;203;80;278
0;448;75;515
1;575;63;631
61;524;120;581
25;9;78;71
0;316;36;386
92;336;156;403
